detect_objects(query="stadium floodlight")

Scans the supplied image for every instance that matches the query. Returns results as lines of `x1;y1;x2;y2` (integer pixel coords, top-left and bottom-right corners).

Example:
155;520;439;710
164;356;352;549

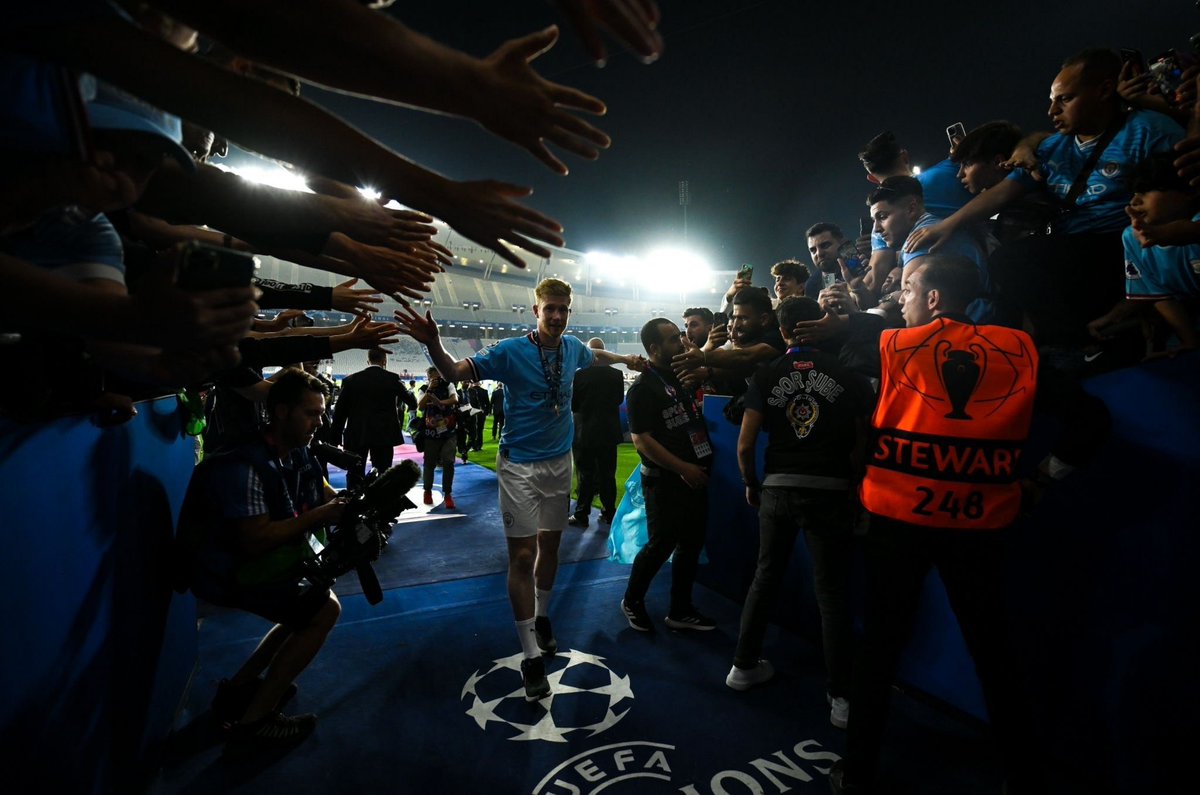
912;165;923;176
641;247;714;294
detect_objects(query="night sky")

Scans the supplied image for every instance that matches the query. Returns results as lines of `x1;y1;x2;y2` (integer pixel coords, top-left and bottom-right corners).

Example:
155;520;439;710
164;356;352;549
302;0;1186;281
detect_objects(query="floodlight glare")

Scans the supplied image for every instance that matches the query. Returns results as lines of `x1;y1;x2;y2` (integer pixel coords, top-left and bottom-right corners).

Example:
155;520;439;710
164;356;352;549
358;186;383;201
218;163;311;193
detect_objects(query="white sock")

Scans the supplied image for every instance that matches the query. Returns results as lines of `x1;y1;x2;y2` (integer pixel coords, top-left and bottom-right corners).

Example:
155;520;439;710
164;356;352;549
515;618;539;659
534;588;552;618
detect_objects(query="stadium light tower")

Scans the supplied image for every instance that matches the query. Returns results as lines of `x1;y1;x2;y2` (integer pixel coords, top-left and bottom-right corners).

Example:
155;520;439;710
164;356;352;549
678;179;690;244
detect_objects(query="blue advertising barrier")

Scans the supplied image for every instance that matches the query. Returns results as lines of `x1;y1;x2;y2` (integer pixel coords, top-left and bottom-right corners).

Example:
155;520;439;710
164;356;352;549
0;396;198;795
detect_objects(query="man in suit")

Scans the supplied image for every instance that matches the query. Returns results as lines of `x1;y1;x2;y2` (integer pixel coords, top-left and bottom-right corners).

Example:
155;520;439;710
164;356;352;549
467;381;491;451
331;347;416;488
568;338;626;528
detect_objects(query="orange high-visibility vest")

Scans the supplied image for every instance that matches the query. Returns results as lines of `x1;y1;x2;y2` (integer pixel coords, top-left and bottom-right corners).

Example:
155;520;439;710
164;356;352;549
859;316;1038;530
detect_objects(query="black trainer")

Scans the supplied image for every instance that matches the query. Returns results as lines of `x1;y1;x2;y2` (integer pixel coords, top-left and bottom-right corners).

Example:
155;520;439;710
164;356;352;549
620;598;654;632
224;711;317;756
534;615;557;655
566;514;589;529
212;677;299;730
521;656;551;701
664;609;717;631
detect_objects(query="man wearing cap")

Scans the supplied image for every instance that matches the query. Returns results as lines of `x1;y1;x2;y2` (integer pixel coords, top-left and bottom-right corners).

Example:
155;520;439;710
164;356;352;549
0;74;195;293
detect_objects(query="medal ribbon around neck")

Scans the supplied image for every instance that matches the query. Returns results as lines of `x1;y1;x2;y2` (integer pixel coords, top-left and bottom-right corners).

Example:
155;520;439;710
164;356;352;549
530;331;564;415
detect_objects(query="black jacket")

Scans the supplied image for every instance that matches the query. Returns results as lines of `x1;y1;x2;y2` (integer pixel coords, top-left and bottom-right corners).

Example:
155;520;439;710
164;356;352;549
332;365;416;449
571;364;625;446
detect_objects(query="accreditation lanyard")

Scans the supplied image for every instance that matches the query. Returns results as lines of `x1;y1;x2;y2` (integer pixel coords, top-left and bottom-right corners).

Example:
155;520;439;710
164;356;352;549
529;331;564;416
646;364;711;460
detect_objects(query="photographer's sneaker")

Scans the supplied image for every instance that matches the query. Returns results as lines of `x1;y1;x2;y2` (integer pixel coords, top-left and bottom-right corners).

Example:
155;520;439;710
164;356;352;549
534;616;557;655
620;598;654;632
521;656;550;701
225;711;316;756
211;678;298;730
829;696;850;729
423;490;433;505
726;660;774;691
664;609;716;631
443;494;457;511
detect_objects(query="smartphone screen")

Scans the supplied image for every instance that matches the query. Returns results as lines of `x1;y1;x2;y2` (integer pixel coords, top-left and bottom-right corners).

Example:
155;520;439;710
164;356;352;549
1120;48;1146;74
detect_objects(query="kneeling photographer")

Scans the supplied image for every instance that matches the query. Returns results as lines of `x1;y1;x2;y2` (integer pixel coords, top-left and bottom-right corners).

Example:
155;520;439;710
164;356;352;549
177;368;347;755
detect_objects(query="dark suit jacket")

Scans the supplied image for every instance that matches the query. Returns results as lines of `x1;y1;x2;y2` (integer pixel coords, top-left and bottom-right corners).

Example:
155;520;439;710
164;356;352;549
332;365;417;449
571;364;625;446
468;385;490;414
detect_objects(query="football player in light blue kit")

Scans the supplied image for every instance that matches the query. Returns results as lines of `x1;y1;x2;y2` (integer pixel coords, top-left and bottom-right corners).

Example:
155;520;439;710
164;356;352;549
395;278;645;700
1088;152;1200;357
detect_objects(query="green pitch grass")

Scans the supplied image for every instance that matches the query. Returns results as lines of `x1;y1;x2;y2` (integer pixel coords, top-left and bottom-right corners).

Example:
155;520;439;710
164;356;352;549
466;426;640;511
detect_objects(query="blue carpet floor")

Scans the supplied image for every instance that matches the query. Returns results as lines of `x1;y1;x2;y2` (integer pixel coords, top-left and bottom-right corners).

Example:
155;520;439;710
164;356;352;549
327;462;611;596
153;551;1005;795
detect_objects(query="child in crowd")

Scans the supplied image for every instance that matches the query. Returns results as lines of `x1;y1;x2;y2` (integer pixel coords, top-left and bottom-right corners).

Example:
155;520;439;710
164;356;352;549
1088;153;1200;358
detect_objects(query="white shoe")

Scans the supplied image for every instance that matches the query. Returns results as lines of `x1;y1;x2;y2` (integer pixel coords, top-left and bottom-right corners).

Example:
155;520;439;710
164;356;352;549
725;660;774;691
829;696;849;729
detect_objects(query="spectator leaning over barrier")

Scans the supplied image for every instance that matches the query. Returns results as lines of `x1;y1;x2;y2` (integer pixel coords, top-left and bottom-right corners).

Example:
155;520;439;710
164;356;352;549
727;296;874;735
805;223;870;307
672;287;787;395
770;259;809;304
907;49;1185;353
830;254;1111;794
949;120;1060;248
394;278;646;702
176;369;347;755
857;131;975;293
868;176;993;323
620;318;715;633
682;306;715;348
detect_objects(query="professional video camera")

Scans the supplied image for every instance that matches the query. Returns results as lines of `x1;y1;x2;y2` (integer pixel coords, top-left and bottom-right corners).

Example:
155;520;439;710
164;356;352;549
301;459;420;605
310;440;362;473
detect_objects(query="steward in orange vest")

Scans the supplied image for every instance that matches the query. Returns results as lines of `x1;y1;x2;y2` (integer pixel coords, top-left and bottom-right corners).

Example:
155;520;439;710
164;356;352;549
859;316;1037;529
832;253;1111;795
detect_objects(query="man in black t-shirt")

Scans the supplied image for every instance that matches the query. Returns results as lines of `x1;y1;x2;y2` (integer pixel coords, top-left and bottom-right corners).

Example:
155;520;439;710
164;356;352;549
620;318;716;633
725;297;874;733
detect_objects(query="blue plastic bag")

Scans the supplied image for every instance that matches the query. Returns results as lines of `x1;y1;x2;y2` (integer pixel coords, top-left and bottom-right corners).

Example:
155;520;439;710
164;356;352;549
607;467;647;564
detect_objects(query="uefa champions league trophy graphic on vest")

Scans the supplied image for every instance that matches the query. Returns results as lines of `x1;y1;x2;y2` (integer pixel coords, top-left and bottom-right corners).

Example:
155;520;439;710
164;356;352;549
935;341;985;421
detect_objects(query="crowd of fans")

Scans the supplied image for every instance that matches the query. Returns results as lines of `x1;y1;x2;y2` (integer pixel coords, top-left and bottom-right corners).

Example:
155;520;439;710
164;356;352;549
4;1;1198;791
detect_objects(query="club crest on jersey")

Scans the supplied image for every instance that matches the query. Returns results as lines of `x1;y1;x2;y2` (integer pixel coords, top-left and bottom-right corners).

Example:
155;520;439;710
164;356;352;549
1101;161;1121;178
1125;259;1142;280
787;394;820;439
791;360;814;371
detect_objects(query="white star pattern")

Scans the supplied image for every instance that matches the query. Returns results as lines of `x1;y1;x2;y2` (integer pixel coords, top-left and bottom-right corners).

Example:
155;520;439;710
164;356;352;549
461;649;634;742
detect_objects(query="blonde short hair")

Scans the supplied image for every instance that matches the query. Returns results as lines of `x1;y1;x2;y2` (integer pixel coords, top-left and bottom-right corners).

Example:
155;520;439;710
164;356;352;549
534;278;572;302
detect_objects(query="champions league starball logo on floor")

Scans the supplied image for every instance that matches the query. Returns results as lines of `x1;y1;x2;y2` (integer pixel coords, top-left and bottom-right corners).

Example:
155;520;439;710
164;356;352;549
461;650;634;742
